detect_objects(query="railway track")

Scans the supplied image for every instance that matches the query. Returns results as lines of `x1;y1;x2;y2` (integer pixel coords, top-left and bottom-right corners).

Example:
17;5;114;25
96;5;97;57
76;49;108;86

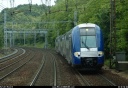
51;49;82;86
0;48;17;59
0;48;24;63
97;73;116;86
0;48;35;81
0;48;127;86
0;48;48;86
0;48;26;71
73;69;91;86
29;55;46;86
74;70;117;86
51;49;118;86
30;49;57;86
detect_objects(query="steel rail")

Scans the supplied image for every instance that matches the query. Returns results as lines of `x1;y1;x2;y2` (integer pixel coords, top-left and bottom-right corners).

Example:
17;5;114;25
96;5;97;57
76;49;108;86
50;50;94;86
51;50;90;86
0;50;29;71
98;73;117;86
52;55;57;86
74;69;91;86
30;51;57;86
0;48;25;63
0;51;35;81
30;56;46;86
0;49;18;60
50;53;57;86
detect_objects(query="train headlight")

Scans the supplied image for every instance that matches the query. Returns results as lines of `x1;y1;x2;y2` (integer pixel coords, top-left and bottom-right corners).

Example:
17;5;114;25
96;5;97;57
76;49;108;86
98;51;104;57
74;52;80;57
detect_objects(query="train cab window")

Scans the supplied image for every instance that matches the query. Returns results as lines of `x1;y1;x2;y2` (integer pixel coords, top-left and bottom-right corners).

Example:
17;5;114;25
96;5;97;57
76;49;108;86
81;36;97;48
80;27;97;48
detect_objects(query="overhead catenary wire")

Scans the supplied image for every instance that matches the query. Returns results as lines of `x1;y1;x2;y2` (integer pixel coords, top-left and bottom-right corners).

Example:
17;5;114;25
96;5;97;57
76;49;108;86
0;4;5;10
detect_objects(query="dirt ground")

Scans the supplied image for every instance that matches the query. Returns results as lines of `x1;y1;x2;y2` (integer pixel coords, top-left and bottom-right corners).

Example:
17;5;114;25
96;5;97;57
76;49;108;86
102;65;128;80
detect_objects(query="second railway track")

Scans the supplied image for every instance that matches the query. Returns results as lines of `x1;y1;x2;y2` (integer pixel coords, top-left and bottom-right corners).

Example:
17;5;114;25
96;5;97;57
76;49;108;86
0;48;35;81
30;49;57;86
0;48;25;63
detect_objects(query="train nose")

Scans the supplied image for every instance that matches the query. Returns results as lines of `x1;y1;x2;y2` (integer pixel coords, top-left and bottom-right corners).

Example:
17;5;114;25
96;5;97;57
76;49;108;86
81;57;97;67
86;58;93;66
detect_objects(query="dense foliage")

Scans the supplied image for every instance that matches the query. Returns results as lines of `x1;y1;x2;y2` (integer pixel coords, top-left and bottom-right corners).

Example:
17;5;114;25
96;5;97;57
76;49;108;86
43;0;128;59
0;4;47;48
0;0;127;59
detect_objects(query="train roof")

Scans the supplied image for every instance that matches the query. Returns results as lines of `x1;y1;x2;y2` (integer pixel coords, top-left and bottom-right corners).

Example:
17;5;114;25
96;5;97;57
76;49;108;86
77;23;97;28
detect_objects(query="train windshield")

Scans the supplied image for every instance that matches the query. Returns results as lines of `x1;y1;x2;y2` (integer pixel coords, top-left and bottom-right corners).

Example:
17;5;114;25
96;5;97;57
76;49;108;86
80;27;97;48
81;36;97;48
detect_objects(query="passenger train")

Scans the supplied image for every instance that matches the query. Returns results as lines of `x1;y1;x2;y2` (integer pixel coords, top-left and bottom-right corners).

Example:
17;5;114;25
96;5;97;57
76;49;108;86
55;23;104;70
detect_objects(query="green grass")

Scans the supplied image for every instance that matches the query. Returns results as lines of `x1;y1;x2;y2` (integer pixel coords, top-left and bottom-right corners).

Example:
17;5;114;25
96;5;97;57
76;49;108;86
35;42;44;48
19;42;45;48
104;59;110;66
0;54;4;58
104;59;116;68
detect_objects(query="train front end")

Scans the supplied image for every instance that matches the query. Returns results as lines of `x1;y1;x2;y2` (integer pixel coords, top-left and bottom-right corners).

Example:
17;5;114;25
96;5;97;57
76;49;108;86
72;23;104;70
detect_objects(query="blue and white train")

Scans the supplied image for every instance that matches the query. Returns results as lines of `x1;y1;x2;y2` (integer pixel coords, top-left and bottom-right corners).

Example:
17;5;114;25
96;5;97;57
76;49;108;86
55;23;104;70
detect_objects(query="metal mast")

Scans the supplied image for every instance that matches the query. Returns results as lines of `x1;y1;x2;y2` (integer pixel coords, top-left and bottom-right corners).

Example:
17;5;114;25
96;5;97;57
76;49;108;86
74;0;77;26
4;10;7;54
110;0;116;68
